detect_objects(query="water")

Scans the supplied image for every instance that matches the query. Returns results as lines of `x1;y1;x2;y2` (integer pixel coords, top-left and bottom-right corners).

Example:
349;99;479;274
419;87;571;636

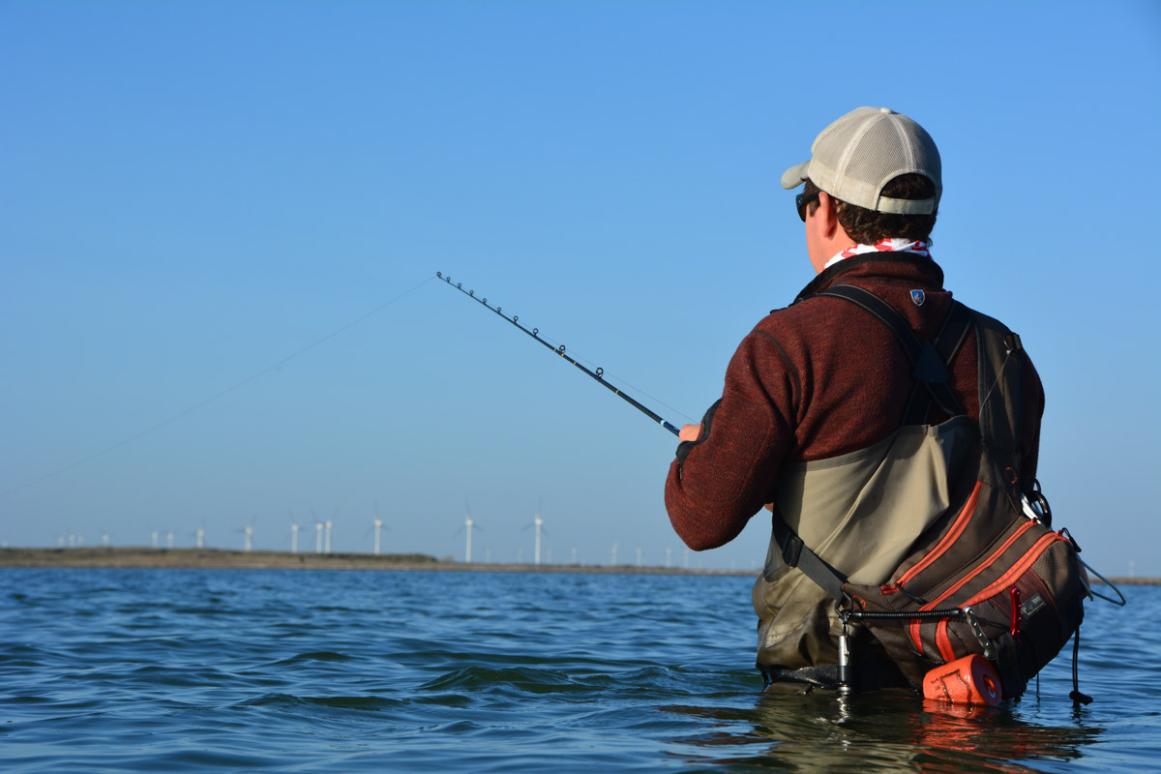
1;568;1157;772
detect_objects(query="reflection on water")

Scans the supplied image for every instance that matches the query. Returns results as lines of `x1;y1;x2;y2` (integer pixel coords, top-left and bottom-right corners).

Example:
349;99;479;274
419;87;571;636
669;690;1103;772
0;568;1156;772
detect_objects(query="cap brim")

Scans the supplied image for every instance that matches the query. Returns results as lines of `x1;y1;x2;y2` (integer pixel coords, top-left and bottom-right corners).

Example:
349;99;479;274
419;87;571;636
780;161;809;190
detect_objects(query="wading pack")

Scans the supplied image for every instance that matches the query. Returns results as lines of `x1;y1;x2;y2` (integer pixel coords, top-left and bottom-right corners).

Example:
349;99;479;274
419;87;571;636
769;284;1090;700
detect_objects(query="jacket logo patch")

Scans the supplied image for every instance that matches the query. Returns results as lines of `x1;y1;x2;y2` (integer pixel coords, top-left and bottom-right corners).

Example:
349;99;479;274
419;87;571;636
910;289;926;307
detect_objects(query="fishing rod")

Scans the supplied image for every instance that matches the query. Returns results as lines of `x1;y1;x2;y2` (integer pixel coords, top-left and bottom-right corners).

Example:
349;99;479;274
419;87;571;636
436;271;681;437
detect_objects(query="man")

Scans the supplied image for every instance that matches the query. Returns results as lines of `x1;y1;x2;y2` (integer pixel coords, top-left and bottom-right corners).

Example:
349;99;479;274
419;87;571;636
664;107;1044;689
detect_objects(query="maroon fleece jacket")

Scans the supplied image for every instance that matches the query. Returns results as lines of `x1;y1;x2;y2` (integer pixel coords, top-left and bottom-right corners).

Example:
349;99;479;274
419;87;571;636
664;253;1045;551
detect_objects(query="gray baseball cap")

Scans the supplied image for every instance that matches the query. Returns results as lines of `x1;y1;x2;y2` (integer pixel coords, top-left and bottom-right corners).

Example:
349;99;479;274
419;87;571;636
780;107;941;215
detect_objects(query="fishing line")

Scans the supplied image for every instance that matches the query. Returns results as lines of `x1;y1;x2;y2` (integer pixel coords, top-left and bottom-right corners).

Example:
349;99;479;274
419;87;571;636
436;271;685;436
519;324;695;424
552;346;696;425
1;275;435;498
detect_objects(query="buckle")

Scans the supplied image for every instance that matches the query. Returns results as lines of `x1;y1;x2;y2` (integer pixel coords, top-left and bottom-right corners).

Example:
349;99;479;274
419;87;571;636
781;533;804;567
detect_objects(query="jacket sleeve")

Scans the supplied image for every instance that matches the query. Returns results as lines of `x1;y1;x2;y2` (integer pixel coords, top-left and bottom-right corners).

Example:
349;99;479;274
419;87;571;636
664;327;799;550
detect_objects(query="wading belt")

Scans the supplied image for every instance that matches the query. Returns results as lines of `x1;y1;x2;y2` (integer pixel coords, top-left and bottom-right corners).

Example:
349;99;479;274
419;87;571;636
771;285;974;601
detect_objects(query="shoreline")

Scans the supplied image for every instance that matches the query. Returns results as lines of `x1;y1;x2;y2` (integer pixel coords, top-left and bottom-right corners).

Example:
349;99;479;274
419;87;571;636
0;547;1151;584
0;547;1154;584
0;547;756;576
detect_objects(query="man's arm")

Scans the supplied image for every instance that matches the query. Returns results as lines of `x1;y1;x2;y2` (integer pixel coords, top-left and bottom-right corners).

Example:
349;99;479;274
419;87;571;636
664;329;799;550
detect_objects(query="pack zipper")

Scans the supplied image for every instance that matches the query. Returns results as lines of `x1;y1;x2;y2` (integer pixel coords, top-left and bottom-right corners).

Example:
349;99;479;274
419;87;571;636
909;519;1037;653
934;531;1065;661
891;480;982;591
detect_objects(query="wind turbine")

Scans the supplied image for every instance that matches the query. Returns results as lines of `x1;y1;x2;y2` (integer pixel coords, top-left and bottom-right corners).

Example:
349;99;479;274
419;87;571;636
166;530;175;550
373;503;383;556
635;546;643;567
610;542;618;565
101;532;111;547
361;503;389;556
290;520;300;554
195;526;205;549
523;505;546;566
151;530;160;549
456;500;479;563
313;511;324;554
243;523;254;553
534;511;544;566
464;511;474;563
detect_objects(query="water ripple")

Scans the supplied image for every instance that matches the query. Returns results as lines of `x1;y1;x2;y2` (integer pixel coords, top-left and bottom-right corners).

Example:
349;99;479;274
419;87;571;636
0;567;1156;772
272;650;354;665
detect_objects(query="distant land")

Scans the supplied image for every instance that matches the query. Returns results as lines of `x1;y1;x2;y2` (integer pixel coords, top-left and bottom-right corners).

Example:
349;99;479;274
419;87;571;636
0;547;754;576
0;547;1154;585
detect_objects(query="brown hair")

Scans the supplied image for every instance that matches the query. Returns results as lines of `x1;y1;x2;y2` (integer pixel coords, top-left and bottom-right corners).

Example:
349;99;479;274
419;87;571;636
803;174;938;244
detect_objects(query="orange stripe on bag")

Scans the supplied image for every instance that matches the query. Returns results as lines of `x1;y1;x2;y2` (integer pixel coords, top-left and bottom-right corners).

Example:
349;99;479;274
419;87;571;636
909;519;1037;654
896;481;982;588
933;532;1064;661
959;532;1064;610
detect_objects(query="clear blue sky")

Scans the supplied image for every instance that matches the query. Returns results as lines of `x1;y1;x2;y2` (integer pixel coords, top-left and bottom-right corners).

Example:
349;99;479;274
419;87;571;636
2;2;1159;573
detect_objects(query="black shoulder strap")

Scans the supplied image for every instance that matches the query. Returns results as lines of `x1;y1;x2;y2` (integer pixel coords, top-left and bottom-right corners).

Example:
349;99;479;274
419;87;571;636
817;284;970;423
771;515;847;602
771;287;978;603
906;299;973;424
936;299;974;368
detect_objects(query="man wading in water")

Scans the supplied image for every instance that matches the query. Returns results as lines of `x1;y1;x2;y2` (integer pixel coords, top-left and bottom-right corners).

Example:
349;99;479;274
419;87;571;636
664;107;1045;691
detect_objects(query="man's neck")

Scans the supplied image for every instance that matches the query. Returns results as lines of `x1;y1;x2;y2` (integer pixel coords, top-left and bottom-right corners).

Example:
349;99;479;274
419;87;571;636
823;238;933;271
809;234;856;274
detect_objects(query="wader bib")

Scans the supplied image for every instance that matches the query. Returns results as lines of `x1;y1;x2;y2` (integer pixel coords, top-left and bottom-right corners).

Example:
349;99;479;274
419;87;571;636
753;285;1087;698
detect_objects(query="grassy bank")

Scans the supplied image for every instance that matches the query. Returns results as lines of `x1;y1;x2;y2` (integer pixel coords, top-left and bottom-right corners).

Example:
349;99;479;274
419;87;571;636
0;547;754;576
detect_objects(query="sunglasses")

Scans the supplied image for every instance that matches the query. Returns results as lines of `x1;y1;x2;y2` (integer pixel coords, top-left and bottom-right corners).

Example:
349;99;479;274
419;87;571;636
796;190;820;222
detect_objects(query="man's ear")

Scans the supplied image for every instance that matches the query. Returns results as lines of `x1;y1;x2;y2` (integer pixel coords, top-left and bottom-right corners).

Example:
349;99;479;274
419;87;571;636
817;191;840;238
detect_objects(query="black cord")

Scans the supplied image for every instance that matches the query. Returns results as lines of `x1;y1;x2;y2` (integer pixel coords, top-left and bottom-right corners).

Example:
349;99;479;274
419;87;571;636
1069;627;1093;706
1079;557;1128;606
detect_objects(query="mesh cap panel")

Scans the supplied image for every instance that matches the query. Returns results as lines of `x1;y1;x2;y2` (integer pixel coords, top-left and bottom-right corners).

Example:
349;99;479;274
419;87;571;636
782;107;941;215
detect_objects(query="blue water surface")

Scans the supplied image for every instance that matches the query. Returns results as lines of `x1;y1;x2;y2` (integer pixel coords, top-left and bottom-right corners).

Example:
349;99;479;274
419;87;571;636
1;568;1157;772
